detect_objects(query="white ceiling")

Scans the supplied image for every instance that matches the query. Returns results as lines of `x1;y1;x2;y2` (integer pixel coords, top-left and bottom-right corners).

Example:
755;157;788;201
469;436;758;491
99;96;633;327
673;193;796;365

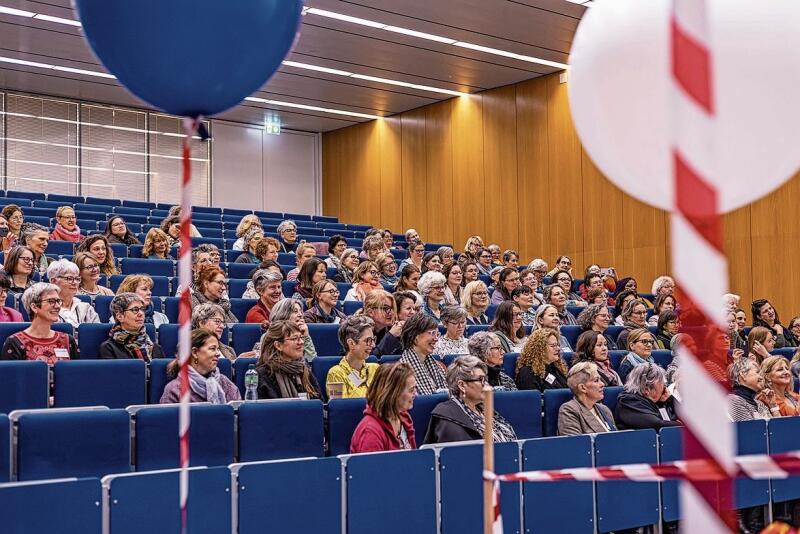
0;0;585;132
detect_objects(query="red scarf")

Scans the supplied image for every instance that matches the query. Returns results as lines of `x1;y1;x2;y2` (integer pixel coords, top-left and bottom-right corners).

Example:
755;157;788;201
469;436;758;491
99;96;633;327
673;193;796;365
50;224;84;243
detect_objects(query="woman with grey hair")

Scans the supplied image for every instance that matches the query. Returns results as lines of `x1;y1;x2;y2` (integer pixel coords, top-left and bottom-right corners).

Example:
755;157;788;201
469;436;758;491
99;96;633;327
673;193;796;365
558;362;617;436
433;305;469;356
276;219;299;253
331;248;359;284
418;270;447;323
576;304;618;350
234;227;265;264
256;298;316;361
245;269;284;324
22;222;52;273
424;356;517;444
192;302;237;360
467;331;516;390
727;357;777;421
614;363;681;430
47;259;99;327
0;282;79;363
99;293;164;361
326;315;379;399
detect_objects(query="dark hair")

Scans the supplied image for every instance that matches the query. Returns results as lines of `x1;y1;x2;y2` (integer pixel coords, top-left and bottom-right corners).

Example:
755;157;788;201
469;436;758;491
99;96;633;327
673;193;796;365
657;309;679;333
0;271;10;291
653;293;675;315
393;290;416;311
167;329;219;377
160;215;181;234
3;245;34;277
395;264;420;292
327;234;346;251
584;272;602;286
752;299;782;328
298;257;325;290
490;301;525;340
103;215;137;244
408;238;425;252
400;312;438;350
421;252;441;274
613;289;638;318
511;285;532;299
442;261;462;281
613;277;636;298
572;330;602;366
496;267;519;300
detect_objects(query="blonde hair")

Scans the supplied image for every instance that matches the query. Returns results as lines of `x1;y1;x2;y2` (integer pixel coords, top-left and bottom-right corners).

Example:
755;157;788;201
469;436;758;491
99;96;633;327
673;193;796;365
55;206;75;219
117;274;154;294
353;260;378;283
142;228;170;258
295;242;316;259
235;214;262;238
760;355;790;388
461;281;489;314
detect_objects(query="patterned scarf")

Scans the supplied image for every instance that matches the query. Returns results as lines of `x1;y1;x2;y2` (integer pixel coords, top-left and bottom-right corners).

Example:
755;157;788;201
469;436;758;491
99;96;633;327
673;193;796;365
400;349;446;395
110;324;155;362
452;396;517;443
187;365;226;404
51;223;83;242
268;356;319;399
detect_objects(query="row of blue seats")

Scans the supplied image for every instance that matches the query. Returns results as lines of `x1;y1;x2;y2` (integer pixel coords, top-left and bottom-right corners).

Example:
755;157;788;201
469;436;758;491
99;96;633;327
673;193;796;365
2;418;796;533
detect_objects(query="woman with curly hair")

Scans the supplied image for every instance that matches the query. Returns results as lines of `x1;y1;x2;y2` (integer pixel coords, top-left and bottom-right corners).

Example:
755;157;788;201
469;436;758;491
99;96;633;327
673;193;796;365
142;228;172;260
76;234;117;276
516;327;568;392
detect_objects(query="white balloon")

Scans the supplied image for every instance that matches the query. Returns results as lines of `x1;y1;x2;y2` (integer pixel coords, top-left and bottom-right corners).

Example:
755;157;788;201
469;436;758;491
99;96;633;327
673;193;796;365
568;0;800;213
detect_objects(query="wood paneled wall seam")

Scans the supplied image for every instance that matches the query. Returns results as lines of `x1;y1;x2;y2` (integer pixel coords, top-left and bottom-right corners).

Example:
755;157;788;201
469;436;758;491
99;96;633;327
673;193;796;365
321;71;800;316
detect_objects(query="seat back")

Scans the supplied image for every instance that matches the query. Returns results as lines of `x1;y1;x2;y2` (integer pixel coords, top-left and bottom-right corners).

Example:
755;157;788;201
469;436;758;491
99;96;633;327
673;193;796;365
1;478;102;534
408;392;448;440
0;361;49;414
53;360;146;409
307;323;341;356
495;389;542;439
231;324;262;356
230;298;257;322
121;258;174;277
233;357;258;397
542;388;573;437
237;400;324;461
327;397;367;456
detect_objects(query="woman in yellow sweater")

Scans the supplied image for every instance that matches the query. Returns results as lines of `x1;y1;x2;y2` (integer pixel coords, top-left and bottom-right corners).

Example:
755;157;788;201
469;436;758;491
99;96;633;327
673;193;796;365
326;315;380;399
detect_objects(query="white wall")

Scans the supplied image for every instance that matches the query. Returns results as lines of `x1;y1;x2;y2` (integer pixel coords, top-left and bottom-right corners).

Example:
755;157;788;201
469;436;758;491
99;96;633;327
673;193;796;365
211;120;320;214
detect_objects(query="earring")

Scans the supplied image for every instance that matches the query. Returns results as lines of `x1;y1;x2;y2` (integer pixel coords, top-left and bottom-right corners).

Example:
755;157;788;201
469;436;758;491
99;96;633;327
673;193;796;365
193;357;198;364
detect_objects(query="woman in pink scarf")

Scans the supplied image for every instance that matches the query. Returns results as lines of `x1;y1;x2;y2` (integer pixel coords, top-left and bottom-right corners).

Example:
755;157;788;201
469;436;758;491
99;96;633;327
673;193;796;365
49;206;84;243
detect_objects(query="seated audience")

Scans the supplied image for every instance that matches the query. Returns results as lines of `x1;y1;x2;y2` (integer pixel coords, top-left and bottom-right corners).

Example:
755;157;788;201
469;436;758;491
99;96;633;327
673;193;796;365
2;204;23;245
728;357;775;421
618;328;657;383
394;264;422;301
190;265;237;323
461;260;480;286
747;326;775;365
421;252;443;274
326;316;379;399
404;228;420;249
543;284;578;326
752;298;796;348
503;249;519;269
160;329;240;404
166;206;201;237
526;259;548;292
488;244;502;267
616;299;649;350
292;257;327;310
160;215;181;248
232;215;263;251
142;228;172;259
576;304;618;350
615;363;681;430
468;330;517;390
552;269;587;307
47;259;99;327
174;245;215;296
22;223;52;273
558;362;617;436
533;305;571;350
400;313;446;395
104;215;140;245
442;262;463;306
512;286;537;327
245;269;284;324
655;310;680;349
650;276;675;302
331;247;359;284
612;289;639;325
437;246;455;267
0;283;79;363
192;303;237;360
395;290;419;322
344;260;380;302
648;293;677;327
99;293;164;361
547;255;572;277
350;362;417;453
490;267;521;305
418;271;447;323
461;235;484;263
256;319;320;399
573;330;622;386
362;234;384;262
74;251;114;297
434;306;469;355
267;298;317;361
362;290;401;357
761;356;800;416
376;252;399;286
276;220;299;253
586;287;608;306
304;280;346;324
325;234;348;269
424;356;517;444
475;247;494;276
462;280;490;325
0;273;23;322
5;245;34;294
242;260;284;299
400;239;425;271
50;206;84;243
0;214;13;252
285;243;317;281
234;227;265;264
76;234;117;276
516;328;568;392
382;229;396;252
491;301;527;353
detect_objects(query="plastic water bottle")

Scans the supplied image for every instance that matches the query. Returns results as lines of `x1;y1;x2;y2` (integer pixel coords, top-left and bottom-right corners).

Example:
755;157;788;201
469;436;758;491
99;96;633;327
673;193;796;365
244;364;258;401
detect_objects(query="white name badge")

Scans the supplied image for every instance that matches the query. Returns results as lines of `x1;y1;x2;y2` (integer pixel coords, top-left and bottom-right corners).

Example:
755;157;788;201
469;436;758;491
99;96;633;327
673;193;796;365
298;393;309;400
54;348;70;360
658;407;670;421
348;371;365;388
545;373;556;385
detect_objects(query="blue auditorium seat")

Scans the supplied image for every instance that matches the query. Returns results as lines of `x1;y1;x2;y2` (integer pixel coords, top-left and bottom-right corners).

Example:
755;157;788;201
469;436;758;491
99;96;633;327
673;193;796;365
601;386;623;413
327;397;366;456
77;323;155;359
233;357;258;397
237;400;325;461
195;206;223;214
0;361;49;414
0;414;8;482
228;278;248;298
235;457;341;534
436;441;521;534
132;405;235;470
343;301;363;315
658;426;683;522
311;356;342;400
104;466;230;534
307;323;341;356
542;388;573;436
466;324;490;336
231;324;261;356
5;197;35;207
46;240;75;256
114;206;150;216
15;408;131;480
281;280;296;297
345;449;437;534
7;190;46;200
523;434;594;533
495;389;542;439
163;296;179;322
157;323;231;359
409;392;448;440
502;352;518;379
92;294;114;322
53;360;146;409
609;350;628;372
121;258;174;277
769;417;800;502
109;242;128;259
24;215;51;227
148;358;172;404
230;298;257;322
735;419;770;510
1;478;102;534
0;322;73;350
561;325;583;349
122;199;154;208
192;237;224;249
85;196;121;206
652;349;673;368
594;429;660;532
227;262;255;279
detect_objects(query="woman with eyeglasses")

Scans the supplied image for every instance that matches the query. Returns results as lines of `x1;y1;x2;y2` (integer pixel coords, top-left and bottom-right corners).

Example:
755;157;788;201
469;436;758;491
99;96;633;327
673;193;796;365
304;280;346;324
360;290;401;356
73;252;114;297
50;206;85;243
616;299;649;350
418;271;447;323
2;204;24;244
276;220;299;254
552;269;587;307
0;273;23;322
256;319;320;399
117;274;169;327
232;215;263;252
4;245;35;294
655;310;680;350
376;252;399;286
399;239;425;272
99;293;164;361
47;259;99;328
326;315;380;399
490;301;528;354
618;328;658;384
1;283;79;363
344;260;381;302
576;304;618;350
103;215;140;246
490;267;522;305
400;313;447;395
192;302;237;360
424;356;517;444
330;248;359;284
467;331;517;390
462;280;490;325
266;298;317;361
516;328;569;392
191;265;237;323
292;257;327;311
434;306;469;356
475;247;494;277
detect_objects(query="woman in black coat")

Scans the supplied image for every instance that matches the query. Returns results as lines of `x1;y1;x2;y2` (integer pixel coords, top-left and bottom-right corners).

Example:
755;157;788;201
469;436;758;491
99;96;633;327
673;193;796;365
99;293;164;362
614;363;681;430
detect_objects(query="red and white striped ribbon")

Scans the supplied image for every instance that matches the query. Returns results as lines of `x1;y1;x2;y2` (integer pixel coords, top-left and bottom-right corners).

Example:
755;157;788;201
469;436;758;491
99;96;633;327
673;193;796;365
483;449;800;484
670;1;736;531
178;116;199;534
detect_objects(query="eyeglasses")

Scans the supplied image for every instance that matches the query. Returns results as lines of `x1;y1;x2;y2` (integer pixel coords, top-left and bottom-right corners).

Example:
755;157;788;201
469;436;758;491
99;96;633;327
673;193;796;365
425;329;441;337
59;276;81;284
360;336;377;345
489;345;503;351
376;306;394;314
447;320;467;327
320;289;341;296
19;256;34;264
60;215;77;220
206;317;225;326
212;279;228;287
367;270;379;276
83;264;100;271
637;339;655;346
463;375;487;385
283;229;297;234
430;284;445;291
631;310;647;316
547;342;561;349
413;248;425;254
125;306;146;314
284;335;304;343
474;291;489;297
38;298;63;307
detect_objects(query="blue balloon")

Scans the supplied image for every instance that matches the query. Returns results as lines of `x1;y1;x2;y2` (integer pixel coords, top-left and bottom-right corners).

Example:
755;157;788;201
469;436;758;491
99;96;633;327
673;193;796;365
74;0;303;117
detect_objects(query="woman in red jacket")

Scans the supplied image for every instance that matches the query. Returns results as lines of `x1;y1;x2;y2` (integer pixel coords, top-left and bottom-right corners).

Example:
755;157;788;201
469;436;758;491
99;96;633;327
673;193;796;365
350;362;417;453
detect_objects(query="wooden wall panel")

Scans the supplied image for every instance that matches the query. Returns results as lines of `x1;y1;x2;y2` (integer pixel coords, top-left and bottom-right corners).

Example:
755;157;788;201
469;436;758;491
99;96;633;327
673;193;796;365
482;85;519;251
322;71;800;313
425;100;454;246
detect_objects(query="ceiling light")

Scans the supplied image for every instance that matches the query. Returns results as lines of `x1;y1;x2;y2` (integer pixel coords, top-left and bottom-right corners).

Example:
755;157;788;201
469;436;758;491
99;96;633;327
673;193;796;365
0;6;34;17
245;96;381;120
282;60;354;77
52;65;116;78
34;13;82;26
453;42;569;69
305;7;386;29
382;26;457;44
0;56;55;69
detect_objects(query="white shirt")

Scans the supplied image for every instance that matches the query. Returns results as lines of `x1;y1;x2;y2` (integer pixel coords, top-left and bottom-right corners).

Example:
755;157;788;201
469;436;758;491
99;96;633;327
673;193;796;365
59;299;100;328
